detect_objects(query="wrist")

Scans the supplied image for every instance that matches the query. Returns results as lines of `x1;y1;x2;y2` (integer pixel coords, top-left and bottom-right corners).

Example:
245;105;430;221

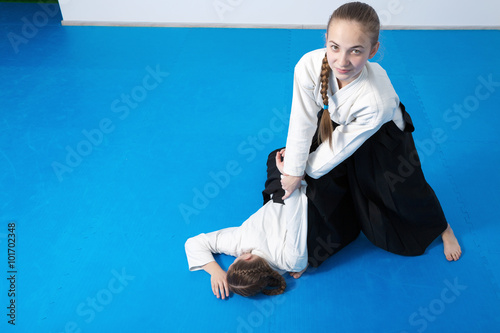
283;165;305;178
203;261;224;275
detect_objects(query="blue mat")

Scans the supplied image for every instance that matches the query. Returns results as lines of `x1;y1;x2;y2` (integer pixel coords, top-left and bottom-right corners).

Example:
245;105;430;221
1;3;500;332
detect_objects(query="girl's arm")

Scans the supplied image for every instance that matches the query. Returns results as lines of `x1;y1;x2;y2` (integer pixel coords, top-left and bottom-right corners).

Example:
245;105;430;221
277;151;308;270
185;228;239;299
281;51;327;198
283;51;325;178
306;99;399;179
283;181;309;271
276;150;303;200
202;261;229;300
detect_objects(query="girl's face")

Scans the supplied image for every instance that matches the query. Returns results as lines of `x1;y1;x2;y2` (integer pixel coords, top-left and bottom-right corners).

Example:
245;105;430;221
326;19;379;89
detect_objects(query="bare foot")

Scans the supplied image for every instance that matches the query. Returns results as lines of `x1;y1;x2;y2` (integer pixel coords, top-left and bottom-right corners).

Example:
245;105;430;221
442;224;461;261
289;264;308;279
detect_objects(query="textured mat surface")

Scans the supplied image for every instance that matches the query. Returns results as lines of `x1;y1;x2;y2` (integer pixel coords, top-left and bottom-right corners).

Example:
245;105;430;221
1;3;500;333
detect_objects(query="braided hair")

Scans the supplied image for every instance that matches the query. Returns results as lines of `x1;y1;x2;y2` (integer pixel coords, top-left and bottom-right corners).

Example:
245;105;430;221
318;2;381;146
227;255;286;297
318;54;333;147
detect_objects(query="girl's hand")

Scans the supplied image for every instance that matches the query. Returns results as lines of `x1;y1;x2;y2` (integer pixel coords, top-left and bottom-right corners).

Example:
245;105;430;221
211;270;229;299
203;261;230;299
276;148;303;200
281;175;302;200
275;148;286;174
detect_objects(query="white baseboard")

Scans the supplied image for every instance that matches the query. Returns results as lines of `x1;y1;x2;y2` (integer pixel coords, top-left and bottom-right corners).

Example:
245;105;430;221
60;20;500;30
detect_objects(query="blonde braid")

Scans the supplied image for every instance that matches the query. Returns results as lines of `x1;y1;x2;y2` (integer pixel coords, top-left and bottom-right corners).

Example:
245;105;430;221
318;54;333;148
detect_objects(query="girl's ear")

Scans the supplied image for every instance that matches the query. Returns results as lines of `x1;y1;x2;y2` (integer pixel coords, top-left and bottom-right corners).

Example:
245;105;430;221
368;41;380;59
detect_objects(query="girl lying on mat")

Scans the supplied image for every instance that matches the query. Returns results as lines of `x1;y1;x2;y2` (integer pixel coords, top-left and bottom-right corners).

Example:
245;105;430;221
185;149;307;299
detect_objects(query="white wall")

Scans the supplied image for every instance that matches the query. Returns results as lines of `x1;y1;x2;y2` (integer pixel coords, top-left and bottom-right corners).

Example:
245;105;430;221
59;0;500;28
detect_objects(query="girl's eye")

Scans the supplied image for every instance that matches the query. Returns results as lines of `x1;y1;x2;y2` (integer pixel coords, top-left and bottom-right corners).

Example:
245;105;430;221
352;49;361;55
331;45;339;51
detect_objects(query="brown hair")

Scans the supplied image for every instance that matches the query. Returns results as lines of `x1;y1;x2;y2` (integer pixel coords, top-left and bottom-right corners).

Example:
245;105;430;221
318;2;380;147
227;255;286;297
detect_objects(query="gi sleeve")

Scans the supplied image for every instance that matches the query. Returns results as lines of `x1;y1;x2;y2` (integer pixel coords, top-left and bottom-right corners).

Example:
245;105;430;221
283;57;322;177
282;181;309;271
184;227;240;271
306;94;398;179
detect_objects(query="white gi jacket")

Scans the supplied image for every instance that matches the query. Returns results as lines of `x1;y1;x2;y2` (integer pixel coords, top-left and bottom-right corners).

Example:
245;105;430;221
284;48;405;179
185;182;308;275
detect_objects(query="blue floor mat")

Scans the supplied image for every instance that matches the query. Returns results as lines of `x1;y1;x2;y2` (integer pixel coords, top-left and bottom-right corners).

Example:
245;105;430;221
1;3;500;332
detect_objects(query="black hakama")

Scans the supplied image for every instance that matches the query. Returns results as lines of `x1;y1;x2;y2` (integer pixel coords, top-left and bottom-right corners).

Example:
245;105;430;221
263;103;448;268
305;103;448;267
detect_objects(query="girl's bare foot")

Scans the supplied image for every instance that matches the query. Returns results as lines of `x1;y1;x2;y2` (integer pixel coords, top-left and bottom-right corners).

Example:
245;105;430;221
442;224;461;261
289;264;308;279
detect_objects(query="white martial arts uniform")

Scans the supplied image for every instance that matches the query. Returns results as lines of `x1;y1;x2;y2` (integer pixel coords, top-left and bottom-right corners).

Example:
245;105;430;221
285;49;448;262
283;48;405;179
185;181;308;275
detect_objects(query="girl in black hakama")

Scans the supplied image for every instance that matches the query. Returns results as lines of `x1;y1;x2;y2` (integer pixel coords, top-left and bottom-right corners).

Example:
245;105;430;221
278;2;461;272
